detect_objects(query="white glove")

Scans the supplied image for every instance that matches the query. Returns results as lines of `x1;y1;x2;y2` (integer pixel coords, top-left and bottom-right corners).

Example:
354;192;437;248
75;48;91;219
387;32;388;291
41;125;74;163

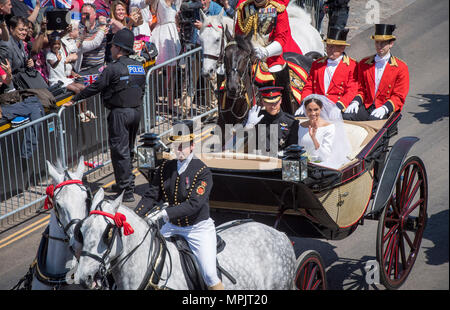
294;104;305;116
345;101;359;114
145;209;168;225
253;46;268;60
370;105;389;119
245;105;264;129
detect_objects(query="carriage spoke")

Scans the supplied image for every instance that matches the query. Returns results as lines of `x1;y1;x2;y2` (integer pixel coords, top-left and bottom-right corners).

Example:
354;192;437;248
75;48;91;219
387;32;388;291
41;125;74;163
399;232;408;272
402;230;415;250
401;167;418;209
306;265;318;290
403;181;423;215
383;223;399;243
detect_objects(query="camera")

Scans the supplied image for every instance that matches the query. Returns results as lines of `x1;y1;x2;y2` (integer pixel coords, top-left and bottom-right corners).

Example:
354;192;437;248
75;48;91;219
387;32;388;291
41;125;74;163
179;0;202;46
46;9;71;31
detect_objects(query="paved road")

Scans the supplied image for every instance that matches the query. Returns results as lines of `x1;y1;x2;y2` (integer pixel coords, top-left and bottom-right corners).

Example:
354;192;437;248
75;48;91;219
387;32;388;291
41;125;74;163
0;0;448;290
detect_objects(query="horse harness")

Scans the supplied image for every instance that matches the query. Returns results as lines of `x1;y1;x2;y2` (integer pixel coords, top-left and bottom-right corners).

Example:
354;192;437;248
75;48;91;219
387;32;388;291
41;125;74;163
221;40;258;120
12;174;93;290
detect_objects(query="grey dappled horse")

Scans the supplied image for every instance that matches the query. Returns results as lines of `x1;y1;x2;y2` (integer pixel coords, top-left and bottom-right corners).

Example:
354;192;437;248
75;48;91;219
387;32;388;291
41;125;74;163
74;188;297;290
28;158;88;289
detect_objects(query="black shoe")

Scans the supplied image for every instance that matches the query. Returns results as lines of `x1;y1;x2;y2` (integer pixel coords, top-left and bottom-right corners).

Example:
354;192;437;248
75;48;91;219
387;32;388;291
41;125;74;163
122;192;135;203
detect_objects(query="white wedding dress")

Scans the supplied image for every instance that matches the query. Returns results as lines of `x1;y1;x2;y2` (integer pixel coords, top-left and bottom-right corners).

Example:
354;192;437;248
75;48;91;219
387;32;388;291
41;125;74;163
150;0;182;66
298;94;351;170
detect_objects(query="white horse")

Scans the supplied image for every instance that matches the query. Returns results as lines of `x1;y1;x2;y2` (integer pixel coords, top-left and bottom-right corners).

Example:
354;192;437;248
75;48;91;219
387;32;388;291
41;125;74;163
74;188;297;290
198;9;235;79
25;158;89;289
199;3;324;80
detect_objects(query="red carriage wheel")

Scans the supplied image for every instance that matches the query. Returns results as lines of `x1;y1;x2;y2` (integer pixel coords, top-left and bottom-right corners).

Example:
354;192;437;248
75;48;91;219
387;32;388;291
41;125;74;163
293;250;327;290
376;156;428;290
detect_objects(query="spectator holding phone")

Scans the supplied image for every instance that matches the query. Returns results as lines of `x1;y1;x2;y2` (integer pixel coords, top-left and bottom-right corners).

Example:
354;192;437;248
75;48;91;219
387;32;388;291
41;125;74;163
76;3;109;75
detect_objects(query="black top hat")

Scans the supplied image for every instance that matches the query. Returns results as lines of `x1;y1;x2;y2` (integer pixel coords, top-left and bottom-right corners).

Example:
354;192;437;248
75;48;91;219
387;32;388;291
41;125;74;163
371;24;396;41
111;28;135;53
259;86;283;104
168;120;197;143
324;27;350;46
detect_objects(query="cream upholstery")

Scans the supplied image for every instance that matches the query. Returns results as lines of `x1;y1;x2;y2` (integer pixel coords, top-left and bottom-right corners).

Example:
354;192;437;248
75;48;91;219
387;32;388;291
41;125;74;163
343;123;369;160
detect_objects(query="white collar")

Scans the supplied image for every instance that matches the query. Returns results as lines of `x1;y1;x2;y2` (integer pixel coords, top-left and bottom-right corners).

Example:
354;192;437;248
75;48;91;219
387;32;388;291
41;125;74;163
177;152;194;175
375;52;391;63
327;55;343;66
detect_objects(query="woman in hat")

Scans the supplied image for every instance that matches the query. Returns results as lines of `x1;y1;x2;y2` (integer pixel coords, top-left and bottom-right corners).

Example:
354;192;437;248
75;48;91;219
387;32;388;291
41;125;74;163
343;24;410;121
135;120;225;290
299;26;358;116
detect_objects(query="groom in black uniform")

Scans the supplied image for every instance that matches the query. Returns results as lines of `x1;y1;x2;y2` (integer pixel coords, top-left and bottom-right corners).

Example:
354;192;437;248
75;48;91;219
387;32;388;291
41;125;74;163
244;86;298;154
66;28;146;202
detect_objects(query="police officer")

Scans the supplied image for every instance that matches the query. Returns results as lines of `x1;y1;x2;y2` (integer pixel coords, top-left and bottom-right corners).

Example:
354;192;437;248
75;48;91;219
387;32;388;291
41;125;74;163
134;120;224;290
245;86;299;154
65;28;146;202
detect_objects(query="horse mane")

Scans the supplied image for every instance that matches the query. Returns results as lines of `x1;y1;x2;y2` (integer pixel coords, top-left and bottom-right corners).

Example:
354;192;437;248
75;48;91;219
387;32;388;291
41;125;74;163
234;34;253;54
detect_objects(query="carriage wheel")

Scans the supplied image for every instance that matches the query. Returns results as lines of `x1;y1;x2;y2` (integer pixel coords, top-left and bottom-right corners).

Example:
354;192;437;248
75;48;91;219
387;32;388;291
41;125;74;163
376;156;428;290
293;250;327;290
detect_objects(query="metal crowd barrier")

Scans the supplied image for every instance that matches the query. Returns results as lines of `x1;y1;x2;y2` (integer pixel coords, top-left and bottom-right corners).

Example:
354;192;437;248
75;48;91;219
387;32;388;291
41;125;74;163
0;93;112;222
1;47;216;221
0;113;61;221
143;46;218;139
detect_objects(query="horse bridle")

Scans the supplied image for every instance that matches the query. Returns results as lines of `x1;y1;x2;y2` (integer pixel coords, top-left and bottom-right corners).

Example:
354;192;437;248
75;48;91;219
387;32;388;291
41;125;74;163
221;41;256;119
44;171;92;251
202;23;226;71
76;206;170;290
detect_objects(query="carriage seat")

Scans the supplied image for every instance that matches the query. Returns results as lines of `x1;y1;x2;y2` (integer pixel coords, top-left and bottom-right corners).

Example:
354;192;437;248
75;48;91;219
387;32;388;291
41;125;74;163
343;122;369;160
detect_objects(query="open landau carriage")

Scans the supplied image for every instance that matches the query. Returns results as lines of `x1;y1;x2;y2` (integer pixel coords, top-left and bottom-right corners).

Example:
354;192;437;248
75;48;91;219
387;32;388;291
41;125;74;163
137;111;428;290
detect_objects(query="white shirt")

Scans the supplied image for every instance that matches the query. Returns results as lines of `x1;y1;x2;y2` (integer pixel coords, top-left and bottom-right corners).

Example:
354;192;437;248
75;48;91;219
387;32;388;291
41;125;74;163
324;55;343;94
374;52;391;95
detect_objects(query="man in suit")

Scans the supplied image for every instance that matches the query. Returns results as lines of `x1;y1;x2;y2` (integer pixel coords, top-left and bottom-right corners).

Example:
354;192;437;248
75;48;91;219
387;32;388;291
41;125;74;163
343;24;409;121
299;27;358;114
134;120;224;290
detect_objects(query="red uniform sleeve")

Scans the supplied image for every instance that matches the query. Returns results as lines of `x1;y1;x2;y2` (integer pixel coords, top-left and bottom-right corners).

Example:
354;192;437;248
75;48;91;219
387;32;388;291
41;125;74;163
270;9;289;47
385;62;409;112
339;60;359;107
300;61;319;103
354;60;368;106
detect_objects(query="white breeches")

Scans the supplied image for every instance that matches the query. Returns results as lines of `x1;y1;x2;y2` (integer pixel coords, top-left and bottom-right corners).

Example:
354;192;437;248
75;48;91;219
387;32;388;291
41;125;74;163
160;218;220;287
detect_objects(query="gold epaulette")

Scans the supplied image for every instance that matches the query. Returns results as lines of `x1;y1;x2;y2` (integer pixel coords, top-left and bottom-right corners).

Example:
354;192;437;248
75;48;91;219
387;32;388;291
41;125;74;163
363;55;375;65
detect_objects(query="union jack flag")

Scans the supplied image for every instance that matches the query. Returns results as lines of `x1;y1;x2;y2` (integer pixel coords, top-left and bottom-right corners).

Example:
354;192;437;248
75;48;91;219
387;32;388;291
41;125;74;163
38;0;72;9
83;74;98;86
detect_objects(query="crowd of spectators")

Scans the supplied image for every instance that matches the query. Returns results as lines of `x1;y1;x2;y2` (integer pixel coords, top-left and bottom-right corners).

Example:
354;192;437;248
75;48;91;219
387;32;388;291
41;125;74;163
0;0;237;124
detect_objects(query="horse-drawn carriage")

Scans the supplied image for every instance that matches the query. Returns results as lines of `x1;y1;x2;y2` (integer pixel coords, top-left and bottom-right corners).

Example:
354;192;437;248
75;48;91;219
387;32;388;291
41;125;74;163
137;110;427;290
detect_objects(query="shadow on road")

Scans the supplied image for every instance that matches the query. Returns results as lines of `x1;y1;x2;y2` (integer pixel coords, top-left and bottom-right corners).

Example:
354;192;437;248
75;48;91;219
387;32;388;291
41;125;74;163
409;94;449;124
423;209;449;266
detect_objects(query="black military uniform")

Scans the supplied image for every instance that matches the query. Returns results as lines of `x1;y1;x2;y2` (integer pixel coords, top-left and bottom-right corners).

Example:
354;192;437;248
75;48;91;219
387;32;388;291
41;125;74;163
71;29;146;202
135;120;213;227
256;110;299;152
248;86;298;153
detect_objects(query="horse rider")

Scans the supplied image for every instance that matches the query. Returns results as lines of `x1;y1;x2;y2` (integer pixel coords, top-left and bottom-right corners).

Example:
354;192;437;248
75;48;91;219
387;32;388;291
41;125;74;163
244;86;298;154
234;0;302;114
343;24;410;121
65;28;146;203
134;120;224;290
298;27;358;115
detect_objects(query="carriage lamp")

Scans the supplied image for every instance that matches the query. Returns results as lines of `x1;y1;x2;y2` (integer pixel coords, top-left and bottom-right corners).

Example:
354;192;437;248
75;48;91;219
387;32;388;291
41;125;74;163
282;145;308;182
137;133;164;170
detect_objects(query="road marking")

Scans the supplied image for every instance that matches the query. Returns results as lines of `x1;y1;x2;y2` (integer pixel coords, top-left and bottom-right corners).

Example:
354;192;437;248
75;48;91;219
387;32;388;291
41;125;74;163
0;217;50;249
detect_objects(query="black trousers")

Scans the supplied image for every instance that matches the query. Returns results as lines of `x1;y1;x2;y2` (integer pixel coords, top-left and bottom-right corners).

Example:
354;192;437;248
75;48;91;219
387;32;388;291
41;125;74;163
342;104;389;121
327;0;350;31
107;107;141;194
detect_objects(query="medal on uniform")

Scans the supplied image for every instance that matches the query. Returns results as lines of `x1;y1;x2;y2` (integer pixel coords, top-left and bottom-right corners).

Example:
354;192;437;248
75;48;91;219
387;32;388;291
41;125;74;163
186;176;190;187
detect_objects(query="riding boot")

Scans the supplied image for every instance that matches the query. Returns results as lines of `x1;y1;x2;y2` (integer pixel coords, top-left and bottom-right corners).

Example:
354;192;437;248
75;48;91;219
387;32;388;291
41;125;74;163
273;65;294;114
208;281;225;290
